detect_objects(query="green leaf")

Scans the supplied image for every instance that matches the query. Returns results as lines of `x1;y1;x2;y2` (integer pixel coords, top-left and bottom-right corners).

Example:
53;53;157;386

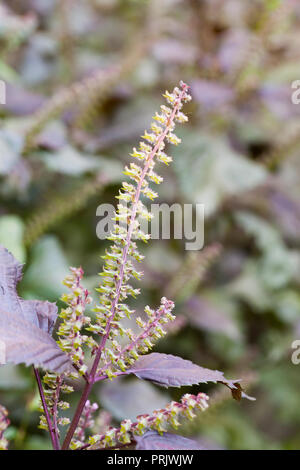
41;145;105;176
0;215;25;263
173;131;266;215
235;211;299;289
0;129;22;175
21;236;70;301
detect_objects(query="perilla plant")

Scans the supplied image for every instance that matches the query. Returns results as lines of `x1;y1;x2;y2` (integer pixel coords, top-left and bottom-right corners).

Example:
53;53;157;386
0;82;252;451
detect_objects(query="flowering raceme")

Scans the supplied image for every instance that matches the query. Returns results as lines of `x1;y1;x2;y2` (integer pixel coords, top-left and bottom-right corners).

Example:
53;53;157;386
89;81;192;374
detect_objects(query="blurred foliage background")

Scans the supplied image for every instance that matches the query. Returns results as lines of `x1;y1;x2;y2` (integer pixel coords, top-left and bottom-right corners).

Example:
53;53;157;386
0;0;300;450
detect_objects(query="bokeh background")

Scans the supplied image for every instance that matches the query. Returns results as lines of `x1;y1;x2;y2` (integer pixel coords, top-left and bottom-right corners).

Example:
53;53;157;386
1;0;300;450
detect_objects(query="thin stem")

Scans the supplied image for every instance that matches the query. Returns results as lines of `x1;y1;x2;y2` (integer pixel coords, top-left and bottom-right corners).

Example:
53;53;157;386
78;440;135;451
95;371;126;383
62;381;92;450
52;376;63;449
72;362;89;383
33;367;60;450
94;303;170;381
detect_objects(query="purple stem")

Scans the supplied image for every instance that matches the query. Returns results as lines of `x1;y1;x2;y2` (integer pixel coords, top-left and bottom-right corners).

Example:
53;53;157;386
33;367;60;450
62;380;92;450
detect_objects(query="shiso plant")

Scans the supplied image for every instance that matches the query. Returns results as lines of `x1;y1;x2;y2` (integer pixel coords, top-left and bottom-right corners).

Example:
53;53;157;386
0;82;252;451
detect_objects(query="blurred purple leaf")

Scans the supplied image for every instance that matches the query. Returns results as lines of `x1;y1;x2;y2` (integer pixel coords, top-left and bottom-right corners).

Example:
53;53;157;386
126;352;254;401
36;122;67;151
191;80;234;110
268;188;300;241
135;431;202;450
197;437;224;450
153;40;197;65
294;319;300;337
5;84;45;116
5;158;32;193
218;30;251;72
99;378;170;421
0;245;23;315
186;296;240;340
28;0;56;17
21;34;57;86
20;300;58;335
260;84;300;119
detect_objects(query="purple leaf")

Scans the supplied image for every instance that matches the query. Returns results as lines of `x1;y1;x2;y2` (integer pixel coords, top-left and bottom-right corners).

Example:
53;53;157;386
20;300;58;335
126;353;254;401
100;378;170;421
0;245;72;372
0;308;72;373
135;431;202;450
5;84;45;116
268;189;300;241
0;245;23;315
0;245;58;333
